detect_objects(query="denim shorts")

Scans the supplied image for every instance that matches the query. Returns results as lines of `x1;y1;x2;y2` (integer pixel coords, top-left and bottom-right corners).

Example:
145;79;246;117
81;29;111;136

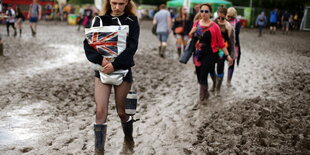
176;34;189;41
157;32;169;42
29;17;38;23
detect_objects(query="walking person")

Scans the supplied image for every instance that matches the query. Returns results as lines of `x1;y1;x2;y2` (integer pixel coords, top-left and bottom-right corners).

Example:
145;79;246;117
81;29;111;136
15;7;25;37
172;7;192;57
226;7;242;87
281;11;290;34
153;4;172;58
5;5;17;37
28;0;42;37
83;0;140;154
189;3;233;109
269;8;278;34
255;11;267;37
213;5;235;94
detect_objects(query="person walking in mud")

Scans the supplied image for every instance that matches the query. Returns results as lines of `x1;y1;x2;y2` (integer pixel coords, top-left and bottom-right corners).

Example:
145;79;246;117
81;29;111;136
172;7;192;57
28;0;42;37
153;4;172;58
15;7;25;37
84;0;139;154
255;11;267;37
5;5;17;37
226;7;242;87
269;8;278;34
189;3;233;109
213;5;234;95
281;11;291;34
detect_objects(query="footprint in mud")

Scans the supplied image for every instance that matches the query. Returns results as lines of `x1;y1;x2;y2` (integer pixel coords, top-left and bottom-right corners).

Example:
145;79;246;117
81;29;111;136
19;147;33;153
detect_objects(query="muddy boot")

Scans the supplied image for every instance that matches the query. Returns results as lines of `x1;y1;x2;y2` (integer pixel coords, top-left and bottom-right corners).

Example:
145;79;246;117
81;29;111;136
227;75;232;87
160;45;166;58
13;30;17;37
158;46;162;57
199;84;208;101
0;40;3;56
216;77;223;96
210;74;217;92
177;47;181;58
122;116;134;142
94;124;107;155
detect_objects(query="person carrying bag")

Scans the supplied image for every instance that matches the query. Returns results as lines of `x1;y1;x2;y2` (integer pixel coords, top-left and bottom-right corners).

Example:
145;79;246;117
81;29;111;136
85;16;129;85
83;0;140;153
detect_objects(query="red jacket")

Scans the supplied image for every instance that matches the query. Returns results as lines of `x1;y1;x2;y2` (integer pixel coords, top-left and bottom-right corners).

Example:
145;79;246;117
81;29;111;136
193;20;225;53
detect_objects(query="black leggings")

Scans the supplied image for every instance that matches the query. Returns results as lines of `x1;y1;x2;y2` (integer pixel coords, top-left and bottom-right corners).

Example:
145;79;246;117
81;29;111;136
195;52;217;85
216;55;225;78
6;22;16;35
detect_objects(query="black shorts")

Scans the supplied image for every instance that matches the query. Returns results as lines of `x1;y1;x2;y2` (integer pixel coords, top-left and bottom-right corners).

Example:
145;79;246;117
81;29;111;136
270;22;277;27
95;68;133;83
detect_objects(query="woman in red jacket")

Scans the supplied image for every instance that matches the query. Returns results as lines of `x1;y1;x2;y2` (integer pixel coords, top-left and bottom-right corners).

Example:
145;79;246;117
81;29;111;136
189;3;233;109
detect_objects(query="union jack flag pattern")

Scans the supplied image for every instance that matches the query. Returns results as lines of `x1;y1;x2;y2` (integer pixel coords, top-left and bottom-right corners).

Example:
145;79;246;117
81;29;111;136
87;31;119;57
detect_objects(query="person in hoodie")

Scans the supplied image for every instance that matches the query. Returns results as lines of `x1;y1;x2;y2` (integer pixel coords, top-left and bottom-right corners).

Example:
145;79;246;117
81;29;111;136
83;0;139;154
255;11;267;37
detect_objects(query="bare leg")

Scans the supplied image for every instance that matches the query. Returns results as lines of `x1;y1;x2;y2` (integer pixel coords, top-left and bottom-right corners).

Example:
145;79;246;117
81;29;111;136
94;77;111;124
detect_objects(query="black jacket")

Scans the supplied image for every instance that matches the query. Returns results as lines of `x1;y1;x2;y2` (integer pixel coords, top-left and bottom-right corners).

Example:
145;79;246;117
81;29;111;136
84;13;140;70
172;17;192;35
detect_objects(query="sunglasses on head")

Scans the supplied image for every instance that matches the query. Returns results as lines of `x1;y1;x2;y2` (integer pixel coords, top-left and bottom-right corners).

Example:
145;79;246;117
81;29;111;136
200;10;209;13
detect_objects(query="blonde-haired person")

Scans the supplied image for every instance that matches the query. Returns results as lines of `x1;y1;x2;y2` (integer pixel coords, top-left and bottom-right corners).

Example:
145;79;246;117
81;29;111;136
189;3;233;109
83;0;140;153
226;7;242;86
172;7;192;57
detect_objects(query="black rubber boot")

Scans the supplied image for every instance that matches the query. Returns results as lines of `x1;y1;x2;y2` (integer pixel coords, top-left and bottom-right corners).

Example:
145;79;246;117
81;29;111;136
19;29;22;37
94;124;107;155
210;74;217;92
199;84;208;101
216;77;223;95
122;117;134;142
177;48;181;58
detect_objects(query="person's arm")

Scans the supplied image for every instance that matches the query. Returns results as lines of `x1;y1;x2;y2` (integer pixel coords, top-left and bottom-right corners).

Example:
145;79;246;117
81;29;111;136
28;5;31;19
167;12;172;33
111;16;140;71
38;5;42;20
153;14;157;24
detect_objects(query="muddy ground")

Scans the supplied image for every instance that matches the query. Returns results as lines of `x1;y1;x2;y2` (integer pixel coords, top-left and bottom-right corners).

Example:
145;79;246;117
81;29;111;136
0;21;309;155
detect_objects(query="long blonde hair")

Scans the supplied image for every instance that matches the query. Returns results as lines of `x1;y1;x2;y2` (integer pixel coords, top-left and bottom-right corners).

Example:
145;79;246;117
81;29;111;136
101;0;137;16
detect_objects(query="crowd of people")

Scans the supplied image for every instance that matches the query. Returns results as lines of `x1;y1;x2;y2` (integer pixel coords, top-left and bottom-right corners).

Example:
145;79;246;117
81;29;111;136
255;8;302;36
152;4;241;110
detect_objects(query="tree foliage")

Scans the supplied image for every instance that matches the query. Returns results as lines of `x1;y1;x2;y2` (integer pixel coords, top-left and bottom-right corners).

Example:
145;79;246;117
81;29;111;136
229;0;308;10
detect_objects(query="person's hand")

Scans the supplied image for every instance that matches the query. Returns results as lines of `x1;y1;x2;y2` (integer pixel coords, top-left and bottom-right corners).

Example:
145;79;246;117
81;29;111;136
189;27;197;37
101;58;109;67
102;63;114;74
226;55;233;66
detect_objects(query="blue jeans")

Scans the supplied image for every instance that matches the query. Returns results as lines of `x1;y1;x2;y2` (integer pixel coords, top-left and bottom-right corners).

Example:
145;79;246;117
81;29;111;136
157;32;169;42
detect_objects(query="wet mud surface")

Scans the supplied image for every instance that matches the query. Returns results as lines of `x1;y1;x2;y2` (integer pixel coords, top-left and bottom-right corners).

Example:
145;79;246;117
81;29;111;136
0;21;309;154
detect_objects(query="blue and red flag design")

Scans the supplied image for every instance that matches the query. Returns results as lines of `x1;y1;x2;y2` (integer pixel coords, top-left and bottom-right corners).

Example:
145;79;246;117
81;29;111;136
87;31;119;57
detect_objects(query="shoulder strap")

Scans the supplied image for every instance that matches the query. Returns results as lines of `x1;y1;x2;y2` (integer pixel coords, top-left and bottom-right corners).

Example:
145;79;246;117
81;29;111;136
112;17;122;26
91;16;103;27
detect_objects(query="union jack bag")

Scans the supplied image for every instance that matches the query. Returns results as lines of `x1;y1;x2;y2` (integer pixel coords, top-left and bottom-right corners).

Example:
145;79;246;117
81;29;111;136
85;16;129;85
85;16;129;59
